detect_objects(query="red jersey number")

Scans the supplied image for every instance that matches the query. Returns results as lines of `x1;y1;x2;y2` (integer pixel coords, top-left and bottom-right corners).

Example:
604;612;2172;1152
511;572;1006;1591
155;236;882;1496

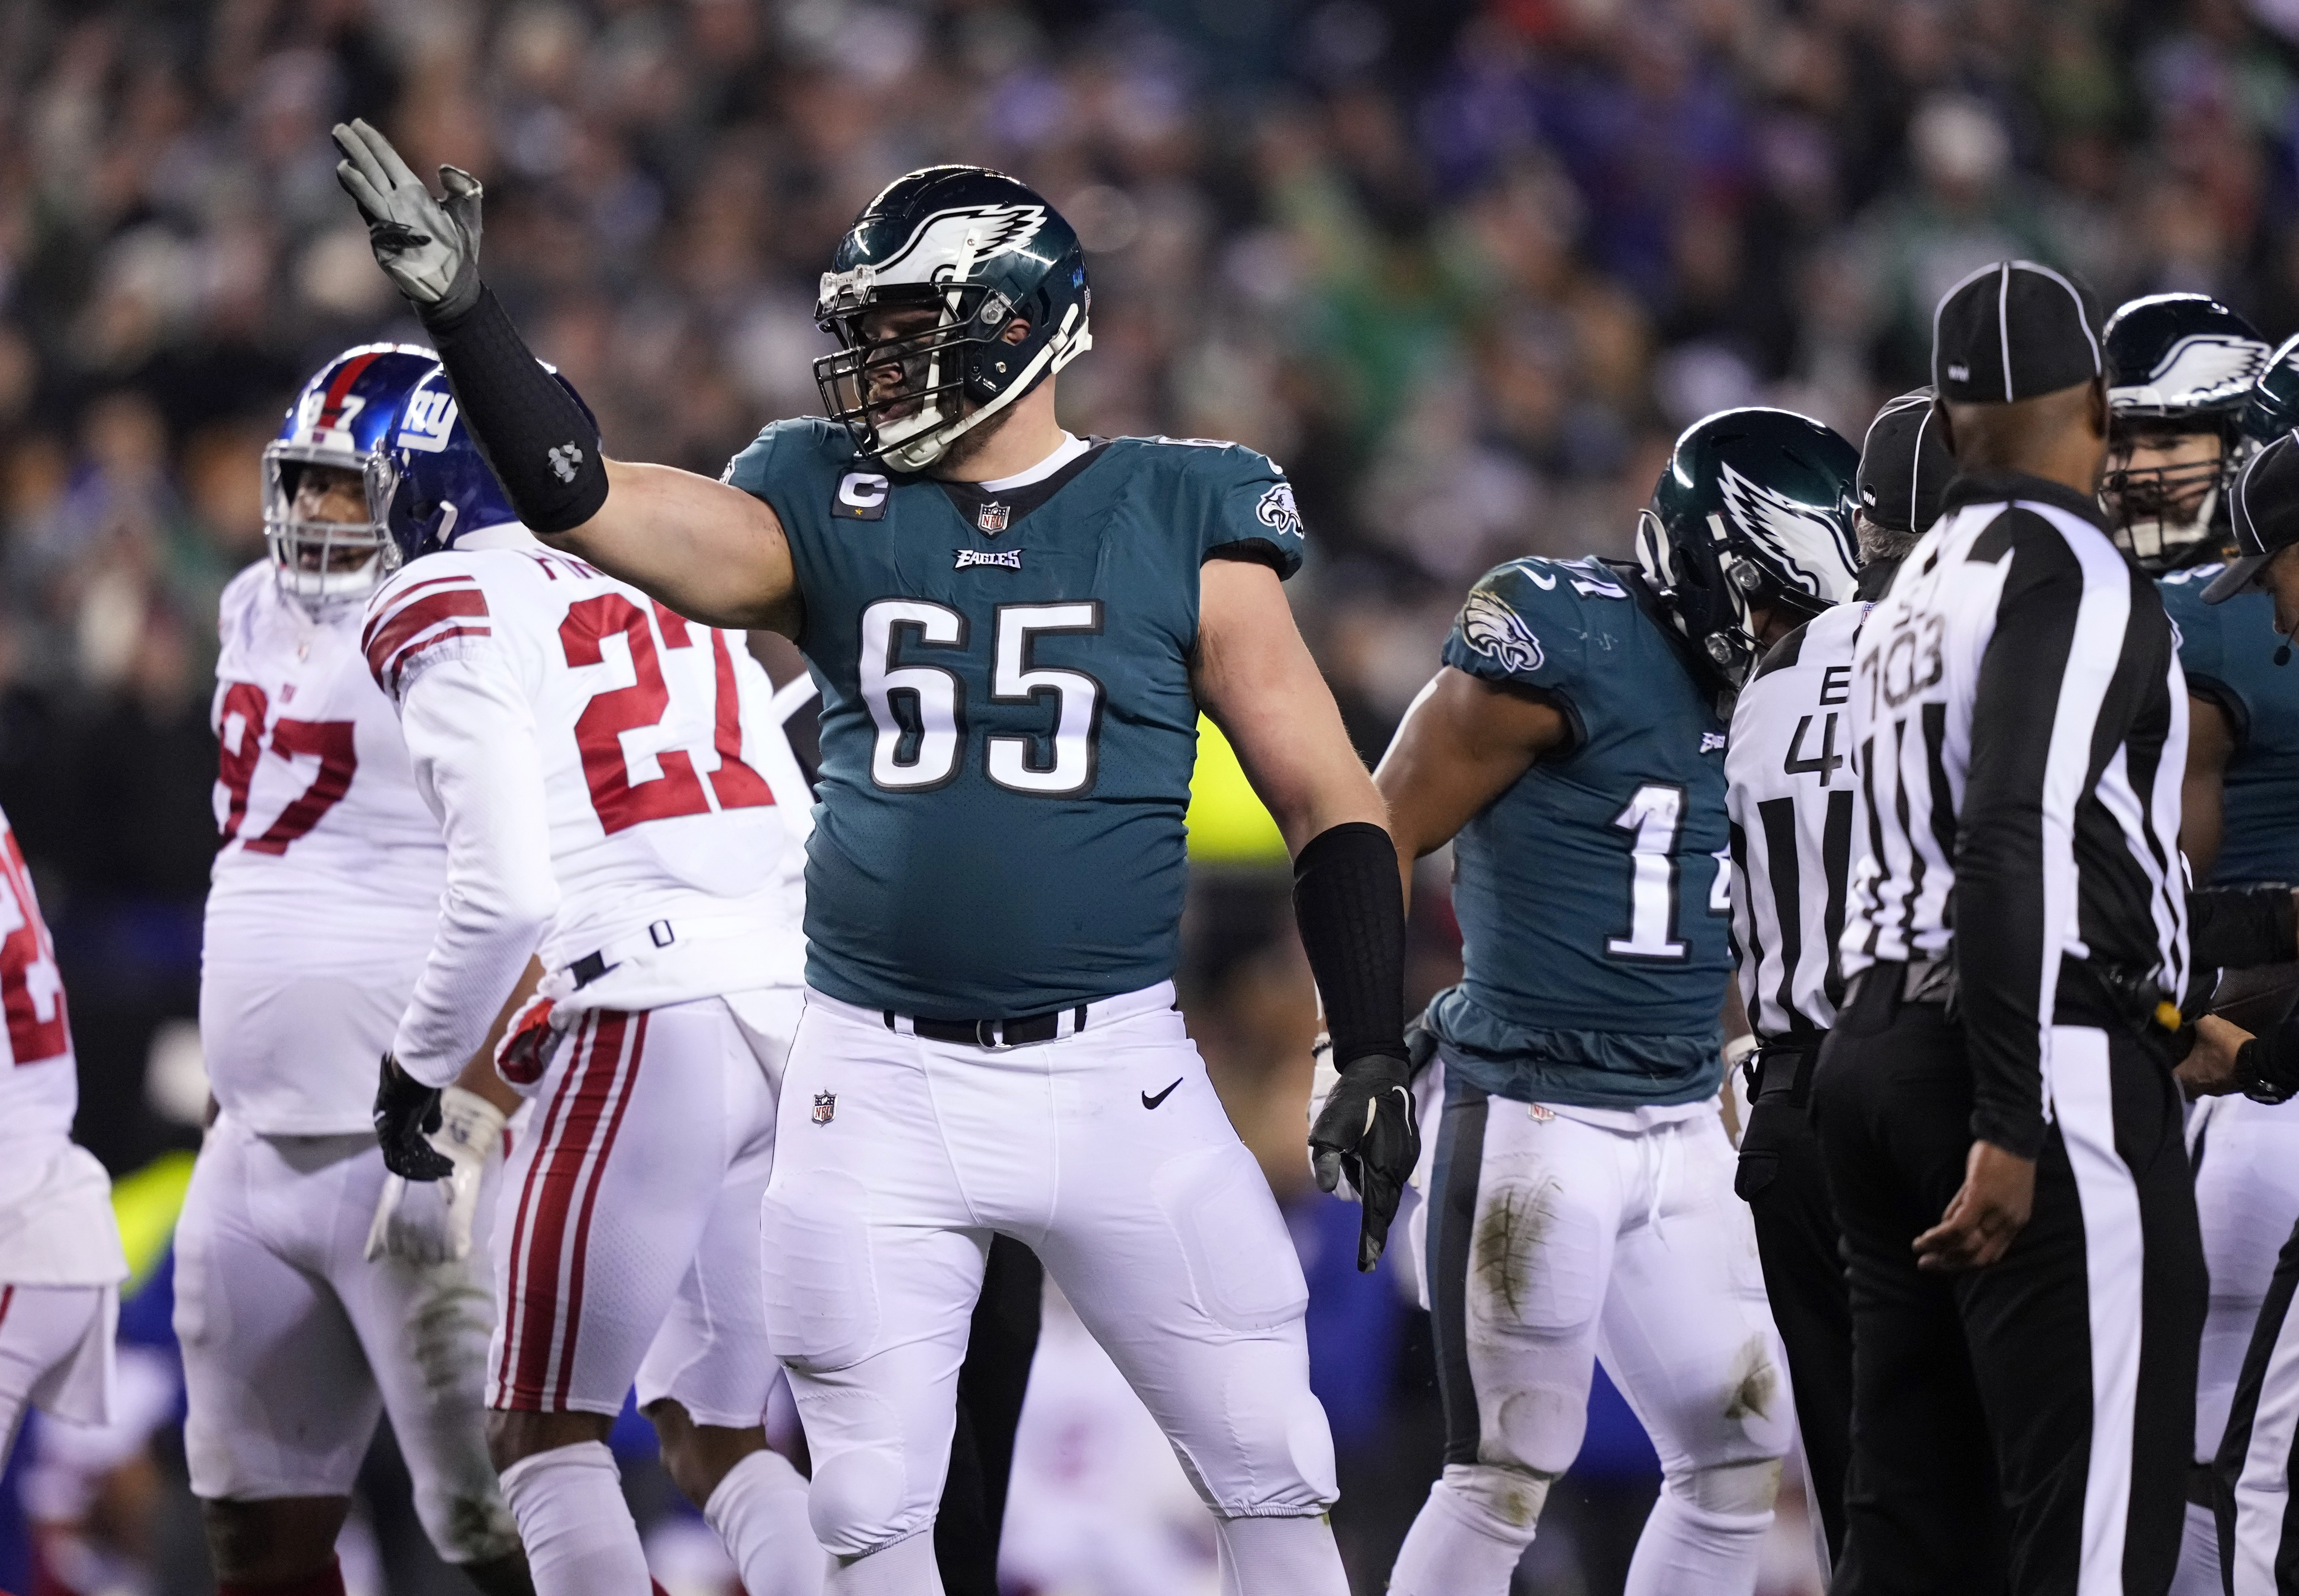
213;684;360;855
0;826;69;1065
557;596;775;834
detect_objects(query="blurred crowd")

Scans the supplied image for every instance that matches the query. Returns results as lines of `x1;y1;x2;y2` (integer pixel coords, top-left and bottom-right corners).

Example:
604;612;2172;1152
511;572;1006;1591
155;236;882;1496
5;0;2299;1590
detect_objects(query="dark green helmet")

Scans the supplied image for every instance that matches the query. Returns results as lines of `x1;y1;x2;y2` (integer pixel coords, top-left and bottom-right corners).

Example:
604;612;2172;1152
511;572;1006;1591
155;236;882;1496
814;166;1093;472
2100;293;2269;571
1635;407;1861;689
2241;330;2299;446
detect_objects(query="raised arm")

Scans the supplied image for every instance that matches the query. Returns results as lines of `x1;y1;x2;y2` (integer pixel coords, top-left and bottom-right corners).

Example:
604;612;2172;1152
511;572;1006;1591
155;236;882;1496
332;119;800;634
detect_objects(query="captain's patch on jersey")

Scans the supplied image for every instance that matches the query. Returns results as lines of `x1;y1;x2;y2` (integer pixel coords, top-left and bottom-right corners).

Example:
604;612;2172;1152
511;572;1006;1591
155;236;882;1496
956;547;1021;570
832;470;891;520
1460;587;1544;673
1256;481;1302;538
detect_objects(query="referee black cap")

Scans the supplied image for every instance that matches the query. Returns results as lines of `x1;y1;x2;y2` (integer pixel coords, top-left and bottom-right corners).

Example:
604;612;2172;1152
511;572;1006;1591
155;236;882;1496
2205;430;2299;602
1931;260;2103;405
1856;389;1956;534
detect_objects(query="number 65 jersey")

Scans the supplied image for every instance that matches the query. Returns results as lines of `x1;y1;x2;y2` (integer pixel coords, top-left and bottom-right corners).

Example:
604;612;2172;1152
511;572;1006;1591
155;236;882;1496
363;528;804;1085
1424;555;1733;1109
722;420;1304;1019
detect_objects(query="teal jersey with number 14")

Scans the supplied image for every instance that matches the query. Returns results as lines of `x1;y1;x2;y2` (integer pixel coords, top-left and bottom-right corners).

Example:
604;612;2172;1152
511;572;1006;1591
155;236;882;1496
721;419;1304;1019
1427;556;1734;1109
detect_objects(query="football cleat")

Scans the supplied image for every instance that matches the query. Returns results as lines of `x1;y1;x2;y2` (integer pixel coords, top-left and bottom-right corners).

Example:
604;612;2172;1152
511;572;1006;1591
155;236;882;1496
1636;407;1861;690
2101;293;2269;572
263;344;438;615
813;166;1093;473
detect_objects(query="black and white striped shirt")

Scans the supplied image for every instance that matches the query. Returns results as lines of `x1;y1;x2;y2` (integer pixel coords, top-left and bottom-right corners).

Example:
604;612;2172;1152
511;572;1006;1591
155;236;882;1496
1841;471;2189;1158
1728;602;1865;1044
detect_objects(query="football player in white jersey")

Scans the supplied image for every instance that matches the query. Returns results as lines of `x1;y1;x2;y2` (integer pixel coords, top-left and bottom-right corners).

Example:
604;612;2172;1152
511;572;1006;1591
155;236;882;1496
361;363;821;1596
0;799;128;1475
1722;389;1952;1572
179;345;534;1596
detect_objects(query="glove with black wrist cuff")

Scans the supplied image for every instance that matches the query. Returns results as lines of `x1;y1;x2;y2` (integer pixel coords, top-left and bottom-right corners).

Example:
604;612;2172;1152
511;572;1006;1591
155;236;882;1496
374;1053;455;1182
1293;820;1418;1272
333;118;608;535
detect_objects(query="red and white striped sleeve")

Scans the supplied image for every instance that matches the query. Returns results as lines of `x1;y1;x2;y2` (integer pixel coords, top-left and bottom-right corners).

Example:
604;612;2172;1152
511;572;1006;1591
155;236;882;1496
362;570;494;700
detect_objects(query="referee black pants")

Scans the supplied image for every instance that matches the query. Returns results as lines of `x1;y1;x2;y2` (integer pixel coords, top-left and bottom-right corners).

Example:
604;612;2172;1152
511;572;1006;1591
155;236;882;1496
1811;970;2204;1596
1736;1047;1853;1566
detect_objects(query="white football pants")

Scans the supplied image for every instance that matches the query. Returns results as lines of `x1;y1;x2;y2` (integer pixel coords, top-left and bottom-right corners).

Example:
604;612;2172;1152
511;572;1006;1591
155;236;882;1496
176;1112;519;1564
1391;1081;1792;1596
764;984;1341;1564
2171;1094;2299;1596
0;1283;113;1472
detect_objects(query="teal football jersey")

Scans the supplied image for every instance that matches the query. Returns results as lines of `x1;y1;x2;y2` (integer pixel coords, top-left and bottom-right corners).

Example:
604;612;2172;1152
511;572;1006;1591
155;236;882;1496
2161;564;2299;886
1427;556;1733;1108
722;420;1304;1016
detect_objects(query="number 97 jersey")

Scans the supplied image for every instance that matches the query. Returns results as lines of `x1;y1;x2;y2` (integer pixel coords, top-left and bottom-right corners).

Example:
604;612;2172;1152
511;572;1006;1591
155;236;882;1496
722;420;1305;1019
1428;556;1733;1109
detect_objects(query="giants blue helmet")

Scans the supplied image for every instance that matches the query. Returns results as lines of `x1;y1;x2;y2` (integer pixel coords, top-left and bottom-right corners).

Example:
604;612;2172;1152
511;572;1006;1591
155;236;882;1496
264;343;437;612
369;362;595;566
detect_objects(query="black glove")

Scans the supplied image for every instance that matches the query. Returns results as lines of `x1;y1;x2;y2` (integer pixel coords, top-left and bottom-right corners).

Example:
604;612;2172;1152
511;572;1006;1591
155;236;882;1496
1307;1050;1420;1272
374;1053;454;1181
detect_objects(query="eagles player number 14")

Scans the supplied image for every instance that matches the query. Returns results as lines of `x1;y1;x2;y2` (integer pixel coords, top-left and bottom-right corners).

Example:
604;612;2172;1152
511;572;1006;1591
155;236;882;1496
862;596;1108;794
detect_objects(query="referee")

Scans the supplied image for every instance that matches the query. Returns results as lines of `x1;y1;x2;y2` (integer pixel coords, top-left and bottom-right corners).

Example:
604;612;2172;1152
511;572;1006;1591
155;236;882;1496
1815;261;2205;1594
1724;386;1954;1570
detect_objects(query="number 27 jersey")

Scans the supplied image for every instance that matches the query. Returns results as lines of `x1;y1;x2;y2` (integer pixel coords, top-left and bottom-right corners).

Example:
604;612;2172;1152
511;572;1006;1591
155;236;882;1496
723;420;1304;1019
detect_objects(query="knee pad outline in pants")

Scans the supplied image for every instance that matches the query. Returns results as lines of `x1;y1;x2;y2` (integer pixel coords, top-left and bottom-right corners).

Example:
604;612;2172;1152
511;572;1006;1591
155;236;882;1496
1678;1455;1783;1517
761;1169;879;1372
807;1445;919;1558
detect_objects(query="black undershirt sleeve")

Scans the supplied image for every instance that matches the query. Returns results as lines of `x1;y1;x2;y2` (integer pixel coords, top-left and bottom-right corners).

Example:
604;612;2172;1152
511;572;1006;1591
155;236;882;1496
1292;821;1407;1066
418;285;609;534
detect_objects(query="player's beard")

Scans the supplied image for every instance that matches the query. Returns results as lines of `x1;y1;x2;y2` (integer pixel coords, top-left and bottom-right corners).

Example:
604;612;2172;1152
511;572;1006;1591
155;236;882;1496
930;389;1018;478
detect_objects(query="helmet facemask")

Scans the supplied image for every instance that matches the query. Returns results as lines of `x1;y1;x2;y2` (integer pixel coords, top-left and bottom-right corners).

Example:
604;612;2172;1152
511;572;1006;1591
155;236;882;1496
813;222;1091;474
263;442;398;615
2101;417;2237;571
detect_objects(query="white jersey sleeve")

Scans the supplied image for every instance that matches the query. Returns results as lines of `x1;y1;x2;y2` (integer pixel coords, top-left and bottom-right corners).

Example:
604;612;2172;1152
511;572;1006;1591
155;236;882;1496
202;562;451;1133
1725;601;1867;1043
367;567;559;1087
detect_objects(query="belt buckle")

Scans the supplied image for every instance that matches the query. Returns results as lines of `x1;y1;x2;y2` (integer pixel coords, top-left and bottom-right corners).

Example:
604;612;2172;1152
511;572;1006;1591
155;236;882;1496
976;1018;1013;1052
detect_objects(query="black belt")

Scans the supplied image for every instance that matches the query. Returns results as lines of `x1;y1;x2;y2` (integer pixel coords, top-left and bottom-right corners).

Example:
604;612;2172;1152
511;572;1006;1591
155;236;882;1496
1852;957;2179;1034
890;1005;1090;1048
1750;1042;1816;1103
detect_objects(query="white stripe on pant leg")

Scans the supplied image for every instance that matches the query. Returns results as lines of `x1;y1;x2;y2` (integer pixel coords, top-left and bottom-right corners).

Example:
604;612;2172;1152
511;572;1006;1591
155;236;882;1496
2052;1025;2144;1596
2231;1285;2299;1595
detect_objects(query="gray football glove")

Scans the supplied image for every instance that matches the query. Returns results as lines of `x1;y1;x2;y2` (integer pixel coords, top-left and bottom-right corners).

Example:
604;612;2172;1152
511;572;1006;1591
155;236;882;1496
331;118;484;320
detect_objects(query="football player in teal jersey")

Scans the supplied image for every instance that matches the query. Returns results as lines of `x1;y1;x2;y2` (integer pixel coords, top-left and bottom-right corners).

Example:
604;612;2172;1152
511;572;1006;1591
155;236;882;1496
1375;410;1861;1596
2103;296;2299;1596
333;123;1413;1596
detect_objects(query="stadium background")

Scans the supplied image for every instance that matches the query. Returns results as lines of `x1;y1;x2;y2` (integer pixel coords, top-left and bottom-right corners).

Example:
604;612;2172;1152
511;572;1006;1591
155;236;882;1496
0;0;2291;1589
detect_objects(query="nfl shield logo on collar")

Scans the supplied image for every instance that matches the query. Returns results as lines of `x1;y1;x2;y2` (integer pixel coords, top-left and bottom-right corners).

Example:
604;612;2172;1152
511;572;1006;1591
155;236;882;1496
812;1091;836;1125
976;501;1010;533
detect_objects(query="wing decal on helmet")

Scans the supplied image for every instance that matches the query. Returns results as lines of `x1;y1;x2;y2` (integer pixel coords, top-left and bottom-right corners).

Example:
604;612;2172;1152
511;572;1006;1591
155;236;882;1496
872;204;1049;285
1460;587;1544;674
1717;462;1857;602
2112;332;2270;411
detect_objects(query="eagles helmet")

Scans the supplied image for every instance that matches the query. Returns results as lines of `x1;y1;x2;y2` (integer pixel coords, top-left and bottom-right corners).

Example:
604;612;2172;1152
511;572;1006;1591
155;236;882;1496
2100;293;2270;571
368;361;596;567
814;166;1093;473
2239;330;2299;445
264;343;437;613
1635;407;1861;689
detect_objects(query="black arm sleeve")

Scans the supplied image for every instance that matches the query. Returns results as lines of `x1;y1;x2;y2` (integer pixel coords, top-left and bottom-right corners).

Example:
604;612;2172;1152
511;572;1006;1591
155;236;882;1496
419;285;609;534
1292;821;1407;1066
2190;885;2297;972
